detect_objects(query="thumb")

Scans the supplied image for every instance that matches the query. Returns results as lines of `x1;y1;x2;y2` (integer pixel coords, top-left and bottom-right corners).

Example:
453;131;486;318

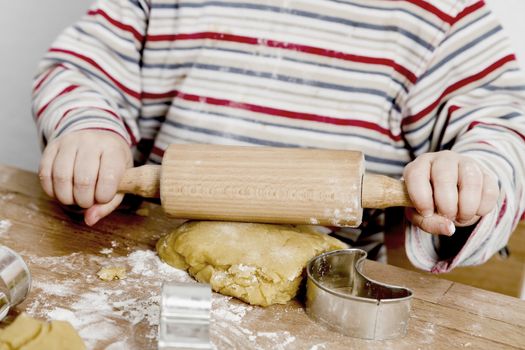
405;208;456;236
84;193;125;226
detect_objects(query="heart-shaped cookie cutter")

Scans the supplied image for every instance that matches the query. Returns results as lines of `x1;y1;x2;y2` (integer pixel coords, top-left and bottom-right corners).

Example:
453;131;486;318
306;249;413;340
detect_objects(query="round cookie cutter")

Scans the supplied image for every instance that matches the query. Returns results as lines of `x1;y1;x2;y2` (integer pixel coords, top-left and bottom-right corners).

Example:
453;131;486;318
0;245;32;320
305;249;413;340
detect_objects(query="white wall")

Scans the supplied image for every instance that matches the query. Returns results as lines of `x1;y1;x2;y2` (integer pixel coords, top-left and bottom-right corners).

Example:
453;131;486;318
0;1;91;171
486;0;525;65
0;1;523;171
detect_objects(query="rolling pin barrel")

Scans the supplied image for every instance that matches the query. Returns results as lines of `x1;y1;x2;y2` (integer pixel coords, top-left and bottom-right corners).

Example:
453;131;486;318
159;145;365;226
118;145;412;227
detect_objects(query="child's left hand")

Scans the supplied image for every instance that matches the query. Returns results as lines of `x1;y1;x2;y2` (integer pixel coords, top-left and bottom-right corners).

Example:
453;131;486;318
403;150;500;236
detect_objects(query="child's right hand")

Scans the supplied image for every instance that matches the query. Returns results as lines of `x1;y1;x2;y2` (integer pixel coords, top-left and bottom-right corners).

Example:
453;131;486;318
38;130;133;226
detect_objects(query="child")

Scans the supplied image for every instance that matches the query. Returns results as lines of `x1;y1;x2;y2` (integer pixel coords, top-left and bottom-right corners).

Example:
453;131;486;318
32;0;525;273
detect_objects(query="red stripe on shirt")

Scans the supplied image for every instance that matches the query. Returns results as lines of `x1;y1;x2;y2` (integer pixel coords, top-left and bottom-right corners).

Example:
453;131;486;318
405;0;455;24
89;108;137;145
452;1;485;25
55;106;123;129
36;85;79;118
467;121;525;143
151;146;165;157
402;54;516;126
55;106;137;145
146;32;417;83
94;107;137;146
496;197;507;226
142;90;402;141
55;108;77;128
49;48;141;100
33;64;66;93
87;9;143;43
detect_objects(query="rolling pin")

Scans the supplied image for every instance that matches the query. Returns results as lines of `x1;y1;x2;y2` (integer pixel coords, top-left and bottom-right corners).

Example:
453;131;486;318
118;144;413;227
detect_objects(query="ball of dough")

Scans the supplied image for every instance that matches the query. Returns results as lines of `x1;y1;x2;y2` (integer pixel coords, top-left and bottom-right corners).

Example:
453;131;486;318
157;221;346;306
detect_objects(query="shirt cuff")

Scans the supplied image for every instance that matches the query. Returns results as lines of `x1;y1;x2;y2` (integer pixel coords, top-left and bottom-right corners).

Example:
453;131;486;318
405;195;511;273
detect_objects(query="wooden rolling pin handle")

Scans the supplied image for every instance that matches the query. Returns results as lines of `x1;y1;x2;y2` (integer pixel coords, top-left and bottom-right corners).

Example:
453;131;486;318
118;165;161;198
362;174;413;209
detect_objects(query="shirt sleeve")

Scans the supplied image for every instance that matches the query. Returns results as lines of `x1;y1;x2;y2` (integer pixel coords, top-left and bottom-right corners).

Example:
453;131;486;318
401;1;525;272
31;0;150;147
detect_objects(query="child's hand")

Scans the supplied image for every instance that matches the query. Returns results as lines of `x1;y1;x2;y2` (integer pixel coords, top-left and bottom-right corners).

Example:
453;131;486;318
403;150;499;236
38;130;133;226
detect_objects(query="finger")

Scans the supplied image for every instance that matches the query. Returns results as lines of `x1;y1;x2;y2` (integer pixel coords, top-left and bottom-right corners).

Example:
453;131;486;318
431;155;459;220
73;147;101;208
39;143;59;198
52;146;78;205
84;193;124;226
454;215;481;227
477;172;500;217
403;156;434;217
405;208;455;236
95;150;127;204
457;159;483;224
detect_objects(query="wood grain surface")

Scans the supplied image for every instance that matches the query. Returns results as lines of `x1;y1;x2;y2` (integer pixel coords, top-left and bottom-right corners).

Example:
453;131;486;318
0;164;524;349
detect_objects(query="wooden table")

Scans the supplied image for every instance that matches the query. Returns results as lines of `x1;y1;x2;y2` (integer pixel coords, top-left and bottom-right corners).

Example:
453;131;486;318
0;164;524;349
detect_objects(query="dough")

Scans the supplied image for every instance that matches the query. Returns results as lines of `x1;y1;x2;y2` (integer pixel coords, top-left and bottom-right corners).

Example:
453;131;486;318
0;313;85;350
157;221;346;306
97;266;127;281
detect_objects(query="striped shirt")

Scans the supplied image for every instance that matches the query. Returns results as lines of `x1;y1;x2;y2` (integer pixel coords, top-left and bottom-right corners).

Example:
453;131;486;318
32;0;525;272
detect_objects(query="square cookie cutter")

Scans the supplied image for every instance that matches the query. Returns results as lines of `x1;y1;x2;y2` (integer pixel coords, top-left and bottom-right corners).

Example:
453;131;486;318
158;281;213;350
0;245;32;321
306;249;413;340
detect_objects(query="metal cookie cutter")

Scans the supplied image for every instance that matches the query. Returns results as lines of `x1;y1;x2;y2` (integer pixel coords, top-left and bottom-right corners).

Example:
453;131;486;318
0;245;32;320
158;281;212;350
306;249;413;340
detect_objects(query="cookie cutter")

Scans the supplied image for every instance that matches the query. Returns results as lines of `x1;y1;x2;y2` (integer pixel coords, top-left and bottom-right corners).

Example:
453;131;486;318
158;281;212;350
0;245;32;320
306;249;413;340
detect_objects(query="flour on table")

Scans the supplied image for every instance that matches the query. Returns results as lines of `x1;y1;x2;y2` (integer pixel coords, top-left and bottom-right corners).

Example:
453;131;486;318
27;202;40;211
47;307;79;326
24;247;304;350
0;193;14;201
31;280;75;297
24;249;192;350
105;341;132;350
0;219;12;235
211;295;299;349
99;248;113;255
212;295;252;323
258;331;296;347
